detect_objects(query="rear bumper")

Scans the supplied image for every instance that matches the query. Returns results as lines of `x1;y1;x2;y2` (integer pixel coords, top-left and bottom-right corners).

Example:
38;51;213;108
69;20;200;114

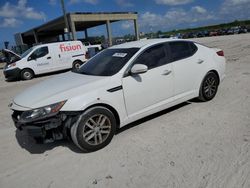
3;67;21;79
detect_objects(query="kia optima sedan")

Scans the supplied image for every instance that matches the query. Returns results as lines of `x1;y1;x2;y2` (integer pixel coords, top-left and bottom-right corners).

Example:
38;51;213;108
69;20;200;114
10;39;226;152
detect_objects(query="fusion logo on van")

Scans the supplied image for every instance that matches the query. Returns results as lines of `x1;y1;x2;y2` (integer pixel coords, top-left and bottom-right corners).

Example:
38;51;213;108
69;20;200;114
59;44;81;52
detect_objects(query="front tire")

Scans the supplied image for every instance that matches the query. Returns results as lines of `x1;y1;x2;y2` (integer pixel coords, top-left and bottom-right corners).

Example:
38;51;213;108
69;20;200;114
20;69;34;80
70;107;116;152
199;72;219;101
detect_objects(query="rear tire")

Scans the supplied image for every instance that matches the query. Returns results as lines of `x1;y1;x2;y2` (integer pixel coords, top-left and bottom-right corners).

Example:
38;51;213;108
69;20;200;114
70;107;116;152
198;72;219;101
20;69;34;80
72;60;82;71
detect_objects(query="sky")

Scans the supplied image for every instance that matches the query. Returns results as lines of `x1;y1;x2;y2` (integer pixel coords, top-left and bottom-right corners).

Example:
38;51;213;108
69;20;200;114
0;0;250;48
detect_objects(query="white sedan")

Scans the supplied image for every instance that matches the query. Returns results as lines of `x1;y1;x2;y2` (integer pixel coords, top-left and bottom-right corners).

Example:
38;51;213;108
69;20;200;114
10;39;226;152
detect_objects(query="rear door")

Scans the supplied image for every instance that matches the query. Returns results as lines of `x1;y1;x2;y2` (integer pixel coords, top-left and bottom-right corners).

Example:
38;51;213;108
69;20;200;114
71;42;87;63
167;41;205;96
57;43;72;69
122;43;174;117
57;42;86;69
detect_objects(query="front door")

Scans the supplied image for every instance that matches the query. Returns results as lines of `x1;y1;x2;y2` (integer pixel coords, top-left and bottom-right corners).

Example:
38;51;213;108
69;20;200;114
122;43;174;117
28;46;53;74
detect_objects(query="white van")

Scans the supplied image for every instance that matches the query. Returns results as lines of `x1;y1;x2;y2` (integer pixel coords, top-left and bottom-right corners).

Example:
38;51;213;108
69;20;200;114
3;41;88;80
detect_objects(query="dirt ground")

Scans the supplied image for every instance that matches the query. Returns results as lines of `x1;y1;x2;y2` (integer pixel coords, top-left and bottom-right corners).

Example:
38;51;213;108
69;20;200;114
0;33;250;188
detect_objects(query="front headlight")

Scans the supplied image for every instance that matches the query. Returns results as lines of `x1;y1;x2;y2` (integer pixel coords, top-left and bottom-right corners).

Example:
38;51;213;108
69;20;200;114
20;101;66;123
7;63;16;68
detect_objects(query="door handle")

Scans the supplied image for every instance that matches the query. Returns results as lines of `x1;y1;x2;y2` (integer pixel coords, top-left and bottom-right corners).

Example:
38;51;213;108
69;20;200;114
47;57;51;59
162;70;172;75
197;59;204;64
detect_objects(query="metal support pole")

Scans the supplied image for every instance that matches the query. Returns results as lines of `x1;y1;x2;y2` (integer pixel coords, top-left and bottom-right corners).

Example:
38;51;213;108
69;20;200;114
106;20;112;46
33;30;38;43
134;19;139;40
60;0;70;40
70;20;77;40
84;29;88;40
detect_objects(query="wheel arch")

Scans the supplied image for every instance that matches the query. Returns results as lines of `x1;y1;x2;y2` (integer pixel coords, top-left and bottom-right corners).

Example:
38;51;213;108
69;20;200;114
83;103;121;131
208;69;220;85
20;68;35;76
73;59;83;64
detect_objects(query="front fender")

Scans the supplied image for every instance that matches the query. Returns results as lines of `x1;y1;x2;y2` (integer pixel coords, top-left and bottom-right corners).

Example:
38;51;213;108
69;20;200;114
60;88;128;125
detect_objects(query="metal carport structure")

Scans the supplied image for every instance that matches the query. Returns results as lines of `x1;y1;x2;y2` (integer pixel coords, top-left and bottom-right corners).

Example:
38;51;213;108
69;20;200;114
17;12;139;47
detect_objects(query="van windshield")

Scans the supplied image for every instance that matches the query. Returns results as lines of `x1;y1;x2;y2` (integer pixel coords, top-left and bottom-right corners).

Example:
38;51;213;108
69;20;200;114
21;47;35;59
76;48;139;76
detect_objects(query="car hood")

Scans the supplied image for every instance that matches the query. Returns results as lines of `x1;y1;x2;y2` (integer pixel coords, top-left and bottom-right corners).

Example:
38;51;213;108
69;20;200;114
13;72;110;109
3;49;21;64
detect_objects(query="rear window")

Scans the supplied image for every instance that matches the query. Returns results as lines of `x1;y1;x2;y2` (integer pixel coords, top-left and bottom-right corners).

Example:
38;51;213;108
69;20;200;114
169;41;197;62
77;48;139;76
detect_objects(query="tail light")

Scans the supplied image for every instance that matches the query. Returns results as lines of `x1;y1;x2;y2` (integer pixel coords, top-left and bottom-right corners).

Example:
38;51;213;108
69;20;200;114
216;50;224;56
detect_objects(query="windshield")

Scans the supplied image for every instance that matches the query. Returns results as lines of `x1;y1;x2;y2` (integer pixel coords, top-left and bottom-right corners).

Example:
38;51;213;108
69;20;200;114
77;48;139;76
21;47;35;59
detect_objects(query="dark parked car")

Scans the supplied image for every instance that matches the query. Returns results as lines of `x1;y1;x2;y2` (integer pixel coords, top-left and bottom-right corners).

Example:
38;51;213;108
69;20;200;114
226;29;234;35
209;31;218;36
217;29;227;36
239;26;248;34
197;32;205;38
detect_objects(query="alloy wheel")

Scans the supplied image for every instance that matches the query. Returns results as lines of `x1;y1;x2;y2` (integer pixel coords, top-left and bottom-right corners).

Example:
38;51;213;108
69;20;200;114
203;76;217;98
82;114;111;145
24;71;31;79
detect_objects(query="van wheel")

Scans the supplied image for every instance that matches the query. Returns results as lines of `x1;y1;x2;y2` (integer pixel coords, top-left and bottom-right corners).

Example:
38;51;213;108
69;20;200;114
70;107;116;152
21;69;34;80
198;72;219;101
72;61;82;70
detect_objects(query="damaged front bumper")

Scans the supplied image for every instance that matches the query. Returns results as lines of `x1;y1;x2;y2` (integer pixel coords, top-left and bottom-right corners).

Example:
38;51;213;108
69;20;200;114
12;110;77;143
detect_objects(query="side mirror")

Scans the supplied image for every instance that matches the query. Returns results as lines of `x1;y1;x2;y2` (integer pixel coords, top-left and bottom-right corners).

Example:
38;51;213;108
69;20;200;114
130;64;148;75
28;55;36;61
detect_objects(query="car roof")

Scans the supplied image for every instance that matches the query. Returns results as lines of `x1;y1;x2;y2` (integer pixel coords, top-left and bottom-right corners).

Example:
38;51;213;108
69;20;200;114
109;38;190;49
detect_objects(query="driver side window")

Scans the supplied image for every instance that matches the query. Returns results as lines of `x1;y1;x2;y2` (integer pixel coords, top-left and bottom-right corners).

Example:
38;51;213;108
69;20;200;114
29;47;48;60
133;44;168;70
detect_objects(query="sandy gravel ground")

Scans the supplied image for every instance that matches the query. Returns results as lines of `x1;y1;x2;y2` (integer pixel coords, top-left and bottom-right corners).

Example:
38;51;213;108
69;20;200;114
0;34;250;188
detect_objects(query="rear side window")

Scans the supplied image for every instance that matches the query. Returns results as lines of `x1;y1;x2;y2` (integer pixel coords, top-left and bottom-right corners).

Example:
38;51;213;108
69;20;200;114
169;41;197;62
133;44;168;70
189;42;198;54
